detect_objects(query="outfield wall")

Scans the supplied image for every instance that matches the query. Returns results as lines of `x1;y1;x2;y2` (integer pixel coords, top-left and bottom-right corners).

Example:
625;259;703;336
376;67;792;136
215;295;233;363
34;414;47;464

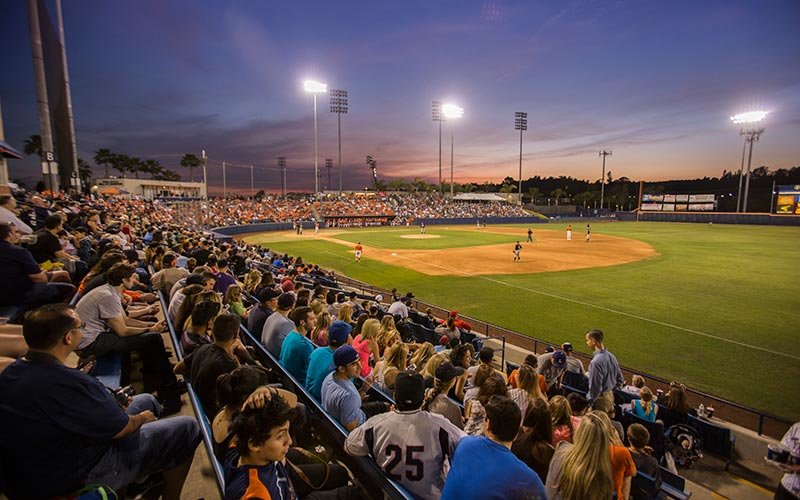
617;211;800;225
418;216;547;225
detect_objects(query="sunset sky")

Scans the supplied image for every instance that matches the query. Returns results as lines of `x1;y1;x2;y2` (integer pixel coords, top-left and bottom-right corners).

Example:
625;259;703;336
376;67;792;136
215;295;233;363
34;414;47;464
1;0;799;193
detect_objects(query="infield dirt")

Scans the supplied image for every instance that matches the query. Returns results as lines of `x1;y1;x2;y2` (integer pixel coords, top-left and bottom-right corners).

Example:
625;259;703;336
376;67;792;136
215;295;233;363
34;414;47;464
316;227;657;276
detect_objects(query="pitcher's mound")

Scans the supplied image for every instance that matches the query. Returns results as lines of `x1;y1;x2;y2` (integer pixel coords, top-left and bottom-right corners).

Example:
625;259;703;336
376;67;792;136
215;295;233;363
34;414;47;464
401;234;441;239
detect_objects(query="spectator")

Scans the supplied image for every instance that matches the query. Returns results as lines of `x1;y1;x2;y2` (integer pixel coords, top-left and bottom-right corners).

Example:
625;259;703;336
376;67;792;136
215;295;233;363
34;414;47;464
509;353;548;395
352;317;381;377
631;386;658;422
586;329;624;404
566;393;589;430
347;370;466;498
512;398;555;482
627;423;662;498
373;341;409;391
279;306;317;382
463;364;494;404
28;215;81;274
474;346;507;383
661;381;690;416
442;395;546;499
561;342;585;374
174;313;242;416
597;411;637;500
769;422;800;500
621;374;646;397
337;302;354;324
311;310;332;346
150;252;189;296
0;195;33;234
387;294;409;318
305;320;352;400
464;375;508;436
191;239;211;266
546;411;615;500
260;292;296;357
538;350;568;395
550;395;575;446
448;310;472;331
224;284;248;320
508;364;548;421
321;345;389;431
435;317;461;341
213;259;236;294
75;263;182;410
422;361;466;429
179;299;221;355
247;286;279;336
0;222;74;308
167;277;204;323
593;396;625;443
0;304;200;499
408;341;435;372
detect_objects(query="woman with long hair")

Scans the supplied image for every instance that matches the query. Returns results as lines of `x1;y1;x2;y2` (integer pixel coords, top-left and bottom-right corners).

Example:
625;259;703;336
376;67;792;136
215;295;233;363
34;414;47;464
463;364;494;404
176;290;221;333
352;317;381;377
78;250;125;294
420;353;447;380
242;269;262;295
421;361;465;429
550;395;575;446
546;411;614;500
463;375;508;436
337;303;353;325
595;411;636;500
224;285;248;320
373;342;409;391
408;342;435;372
511;398;555;482
663;381;690;415
631;386;658;422
311;310;332;346
378;315;400;353
508;364;548;421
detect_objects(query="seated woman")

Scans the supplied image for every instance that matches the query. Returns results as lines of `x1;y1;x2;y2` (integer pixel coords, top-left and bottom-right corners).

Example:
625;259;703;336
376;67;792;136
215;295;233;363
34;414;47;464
464;375;507;436
549;395;575;446
661;381;690;417
508;364;548;421
224;285;248;320
310;310;331;346
631;386;658;422
512;398;555;482
372;342;409;391
421;361;466;429
621;374;646;397
407;341;435;372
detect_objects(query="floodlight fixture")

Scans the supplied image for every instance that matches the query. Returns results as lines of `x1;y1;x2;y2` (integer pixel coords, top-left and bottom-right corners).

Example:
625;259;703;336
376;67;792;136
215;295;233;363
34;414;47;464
303;79;327;193
730;110;768;124
442;103;464;119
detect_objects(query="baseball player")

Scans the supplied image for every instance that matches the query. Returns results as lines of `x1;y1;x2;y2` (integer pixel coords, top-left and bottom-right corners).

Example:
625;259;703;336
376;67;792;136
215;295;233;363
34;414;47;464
420;222;426;234
513;241;522;262
566;224;572;241
526;228;533;243
354;242;363;262
345;371;465;499
314;221;320;234
585;224;591;243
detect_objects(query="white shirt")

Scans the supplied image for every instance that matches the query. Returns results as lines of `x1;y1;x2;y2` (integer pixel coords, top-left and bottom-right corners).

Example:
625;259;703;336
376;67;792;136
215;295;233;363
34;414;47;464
780;422;800;497
0;206;33;234
388;300;409;318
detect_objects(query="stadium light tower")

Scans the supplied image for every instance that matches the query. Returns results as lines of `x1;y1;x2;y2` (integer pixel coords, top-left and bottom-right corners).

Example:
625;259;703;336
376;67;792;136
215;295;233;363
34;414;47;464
514;112;528;206
325;158;333;191
432;101;446;194
278;156;287;198
330;89;348;195
303;79;327;194
599;149;612;210
730;111;767;213
442;103;464;197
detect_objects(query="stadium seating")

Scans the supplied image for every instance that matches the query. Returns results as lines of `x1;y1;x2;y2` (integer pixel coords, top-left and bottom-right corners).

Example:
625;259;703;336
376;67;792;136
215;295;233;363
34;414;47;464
622;411;666;459
687;414;736;470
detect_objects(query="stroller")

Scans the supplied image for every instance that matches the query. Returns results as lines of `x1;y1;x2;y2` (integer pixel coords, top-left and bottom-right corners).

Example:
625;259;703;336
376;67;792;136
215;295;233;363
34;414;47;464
665;424;704;468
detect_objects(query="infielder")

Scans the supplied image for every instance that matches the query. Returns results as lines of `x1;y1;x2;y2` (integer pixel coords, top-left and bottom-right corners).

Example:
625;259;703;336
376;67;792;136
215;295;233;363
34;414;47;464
420;222;426;234
345;371;465;499
585;224;591;243
355;242;363;262
513;241;522;262
566;224;572;241
526;228;533;243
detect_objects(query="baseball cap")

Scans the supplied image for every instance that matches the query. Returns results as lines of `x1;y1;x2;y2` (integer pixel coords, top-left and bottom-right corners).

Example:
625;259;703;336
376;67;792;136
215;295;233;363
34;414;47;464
328;321;353;346
440;335;450;346
277;292;296;310
449;310;458;318
544;346;556;353
405;292;415;299
334;345;359;367
435;361;465;382
281;280;295;292
561;342;573;353
394;371;425;410
186;274;205;286
257;287;281;303
553;350;567;368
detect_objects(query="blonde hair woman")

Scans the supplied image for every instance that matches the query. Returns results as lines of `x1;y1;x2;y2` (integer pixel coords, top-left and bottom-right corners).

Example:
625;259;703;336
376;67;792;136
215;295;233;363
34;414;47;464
631;386;658;422
337;303;353;324
224;285;248;320
352;317;381;377
408;342;435;372
373;342;409;390
508;364;548;423
378;315;400;353
421;353;448;380
595;411;636;499
545;411;614;500
242;270;262;294
549;395;574;446
311;311;332;346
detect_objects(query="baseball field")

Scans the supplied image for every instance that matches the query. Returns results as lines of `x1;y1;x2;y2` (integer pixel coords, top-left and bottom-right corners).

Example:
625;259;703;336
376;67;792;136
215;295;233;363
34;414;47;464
243;221;800;421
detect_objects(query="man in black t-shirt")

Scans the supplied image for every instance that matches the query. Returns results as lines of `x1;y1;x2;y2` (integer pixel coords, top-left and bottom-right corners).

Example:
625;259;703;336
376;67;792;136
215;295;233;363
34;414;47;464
175;313;241;415
191;239;212;266
247;286;279;335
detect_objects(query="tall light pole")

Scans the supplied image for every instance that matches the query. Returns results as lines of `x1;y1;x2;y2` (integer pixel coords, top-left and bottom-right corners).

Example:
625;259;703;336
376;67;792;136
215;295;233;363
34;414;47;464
304;79;327;194
731;111;767;213
278;157;287;198
514;112;528;206
366;155;377;190
442;103;463;197
599;149;612;210
432;101;445;194
325;158;333;191
330;89;348;196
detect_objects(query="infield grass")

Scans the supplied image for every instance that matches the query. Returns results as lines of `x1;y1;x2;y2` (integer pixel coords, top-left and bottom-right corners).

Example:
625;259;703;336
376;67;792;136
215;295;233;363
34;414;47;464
245;222;800;420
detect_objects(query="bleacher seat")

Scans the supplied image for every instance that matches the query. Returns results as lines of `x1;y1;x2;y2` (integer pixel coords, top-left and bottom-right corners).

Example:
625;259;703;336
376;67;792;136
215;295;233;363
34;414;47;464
622;411;666;459
561;370;589;393
687;414;735;469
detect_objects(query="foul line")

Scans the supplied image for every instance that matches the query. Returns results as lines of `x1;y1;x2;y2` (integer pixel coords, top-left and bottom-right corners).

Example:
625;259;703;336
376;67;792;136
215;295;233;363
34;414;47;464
317;247;799;362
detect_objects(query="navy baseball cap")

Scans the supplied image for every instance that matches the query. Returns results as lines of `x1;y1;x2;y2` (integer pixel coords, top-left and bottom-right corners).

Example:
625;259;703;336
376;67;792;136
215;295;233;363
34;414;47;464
394;371;425;410
334;345;359;367
435;362;465;382
328;321;353;346
553;350;567;368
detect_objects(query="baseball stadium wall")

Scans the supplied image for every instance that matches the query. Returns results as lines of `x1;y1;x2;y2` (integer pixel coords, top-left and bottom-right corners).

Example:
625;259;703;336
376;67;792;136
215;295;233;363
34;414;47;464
617;212;800;225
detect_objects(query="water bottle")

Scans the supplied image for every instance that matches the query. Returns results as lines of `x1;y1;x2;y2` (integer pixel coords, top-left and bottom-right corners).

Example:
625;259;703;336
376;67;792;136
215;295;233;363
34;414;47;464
698;403;706;418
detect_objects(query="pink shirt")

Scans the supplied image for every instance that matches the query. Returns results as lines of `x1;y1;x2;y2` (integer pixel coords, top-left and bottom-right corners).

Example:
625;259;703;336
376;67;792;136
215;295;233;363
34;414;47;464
352;335;372;377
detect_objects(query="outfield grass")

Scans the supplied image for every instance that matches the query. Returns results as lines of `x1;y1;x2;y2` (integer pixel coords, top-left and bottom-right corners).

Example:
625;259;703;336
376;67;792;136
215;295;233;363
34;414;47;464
329;227;519;249
245;222;800;420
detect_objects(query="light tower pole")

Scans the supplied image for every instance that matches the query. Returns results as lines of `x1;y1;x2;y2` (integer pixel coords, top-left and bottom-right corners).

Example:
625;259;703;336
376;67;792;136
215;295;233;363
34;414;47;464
278;157;287;198
599;149;612;210
325;158;333;191
329;89;348;196
514;112;528;206
731;111;768;213
442;103;464;197
303;79;327;194
432;101;445;194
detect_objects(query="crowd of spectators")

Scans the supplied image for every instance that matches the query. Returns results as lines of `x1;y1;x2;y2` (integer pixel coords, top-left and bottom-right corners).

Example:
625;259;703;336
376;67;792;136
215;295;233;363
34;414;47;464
0;188;797;500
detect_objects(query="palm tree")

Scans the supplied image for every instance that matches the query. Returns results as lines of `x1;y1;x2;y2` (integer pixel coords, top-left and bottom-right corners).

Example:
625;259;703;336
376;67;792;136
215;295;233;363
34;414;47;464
142;159;164;179
155;169;181;182
528;186;541;205
93;148;112;178
23;135;42;158
180;153;201;182
77;158;93;190
110;153;128;178
127;156;142;179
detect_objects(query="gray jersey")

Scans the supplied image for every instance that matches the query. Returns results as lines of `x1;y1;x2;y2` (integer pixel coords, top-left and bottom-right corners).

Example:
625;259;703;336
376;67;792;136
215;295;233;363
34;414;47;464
345;409;465;499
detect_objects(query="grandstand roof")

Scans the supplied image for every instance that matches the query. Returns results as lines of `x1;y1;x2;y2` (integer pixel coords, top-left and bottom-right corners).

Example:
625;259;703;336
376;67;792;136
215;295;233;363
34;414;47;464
453;193;506;201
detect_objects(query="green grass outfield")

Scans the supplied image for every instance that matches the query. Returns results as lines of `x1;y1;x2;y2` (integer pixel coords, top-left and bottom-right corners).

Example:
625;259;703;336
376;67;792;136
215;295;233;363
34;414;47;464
244;222;800;420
